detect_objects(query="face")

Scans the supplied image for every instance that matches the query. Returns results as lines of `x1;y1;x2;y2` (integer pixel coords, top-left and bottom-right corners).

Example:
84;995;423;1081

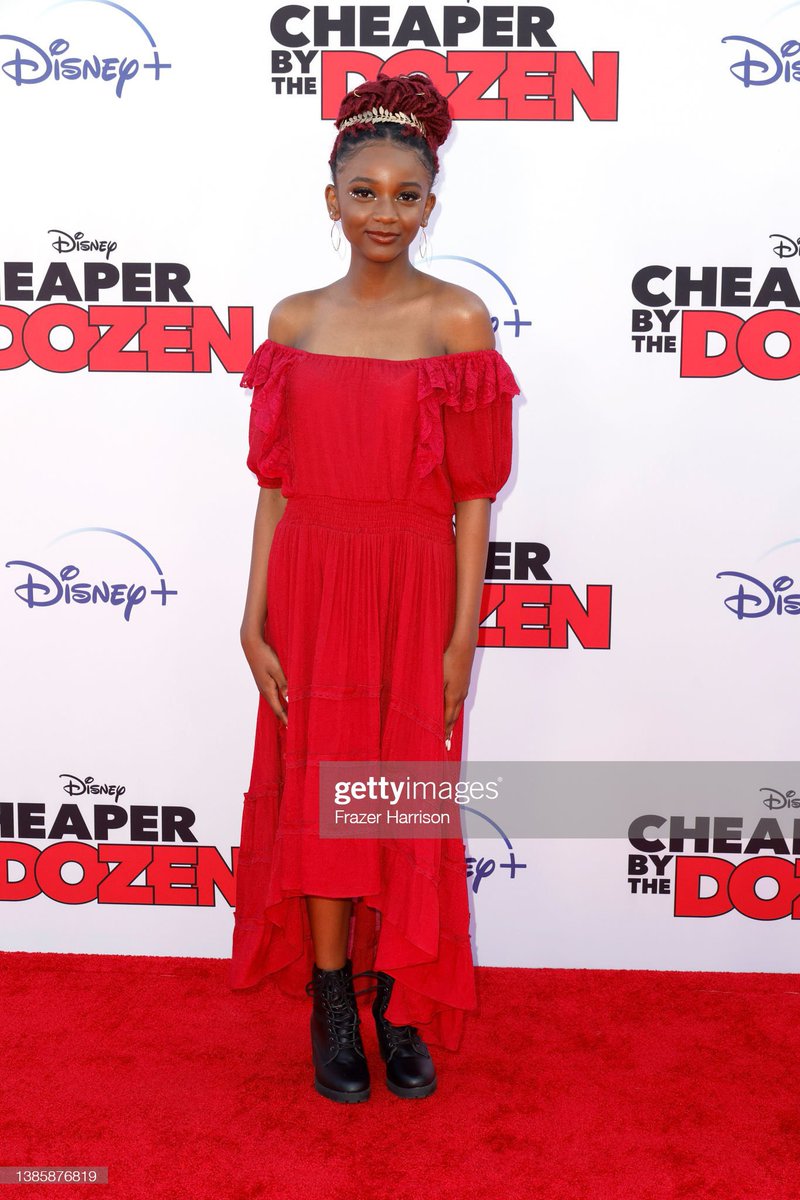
325;140;436;262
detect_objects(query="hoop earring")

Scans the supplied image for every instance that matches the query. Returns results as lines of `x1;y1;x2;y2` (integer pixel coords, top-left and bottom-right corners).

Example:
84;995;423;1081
330;218;342;252
418;224;430;262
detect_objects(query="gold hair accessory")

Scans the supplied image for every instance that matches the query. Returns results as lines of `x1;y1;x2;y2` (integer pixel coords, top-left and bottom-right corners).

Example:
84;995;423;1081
338;105;427;138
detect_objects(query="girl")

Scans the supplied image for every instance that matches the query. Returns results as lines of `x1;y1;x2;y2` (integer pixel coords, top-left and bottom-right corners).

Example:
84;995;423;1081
230;71;519;1103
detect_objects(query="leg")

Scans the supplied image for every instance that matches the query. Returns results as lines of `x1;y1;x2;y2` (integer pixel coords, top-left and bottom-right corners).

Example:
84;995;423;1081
304;896;369;1104
305;896;352;968
371;971;437;1099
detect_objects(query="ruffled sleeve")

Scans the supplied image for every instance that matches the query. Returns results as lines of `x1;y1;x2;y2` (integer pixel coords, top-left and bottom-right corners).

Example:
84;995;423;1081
240;339;294;488
416;349;519;503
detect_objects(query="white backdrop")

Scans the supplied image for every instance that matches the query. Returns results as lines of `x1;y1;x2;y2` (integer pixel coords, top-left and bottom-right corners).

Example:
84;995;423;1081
2;0;800;971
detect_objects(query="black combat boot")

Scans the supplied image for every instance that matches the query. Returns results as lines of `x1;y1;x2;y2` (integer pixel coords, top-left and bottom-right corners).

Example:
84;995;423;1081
369;969;437;1098
305;959;370;1103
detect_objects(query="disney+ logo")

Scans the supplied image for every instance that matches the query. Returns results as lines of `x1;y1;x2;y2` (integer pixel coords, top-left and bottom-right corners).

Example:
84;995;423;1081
6;528;177;623
717;572;800;619
722;35;800;87
0;3;171;99
464;805;527;893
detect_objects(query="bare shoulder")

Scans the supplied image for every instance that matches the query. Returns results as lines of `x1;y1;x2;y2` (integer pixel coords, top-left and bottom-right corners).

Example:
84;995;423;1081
431;280;495;353
266;288;328;346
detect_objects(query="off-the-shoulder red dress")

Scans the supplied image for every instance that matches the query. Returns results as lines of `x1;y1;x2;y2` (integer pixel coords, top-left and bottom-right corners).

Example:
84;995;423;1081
229;337;520;1050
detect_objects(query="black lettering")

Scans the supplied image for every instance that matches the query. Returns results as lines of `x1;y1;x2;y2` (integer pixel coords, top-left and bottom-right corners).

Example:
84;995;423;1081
161;807;198;843
360;6;391;44
744;817;790;856
314;5;356;46
393;6;440;46
48;804;92;841
516;6;556;48
674;266;717;307
3;262;34;301
442;6;481;44
270;5;310;48
632;265;671;308
753;267;800;308
36;263;81;303
628;814;667;853
719;267;752;307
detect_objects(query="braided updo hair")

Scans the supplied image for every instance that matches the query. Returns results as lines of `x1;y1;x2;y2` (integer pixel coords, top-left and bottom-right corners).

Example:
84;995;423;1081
329;71;453;184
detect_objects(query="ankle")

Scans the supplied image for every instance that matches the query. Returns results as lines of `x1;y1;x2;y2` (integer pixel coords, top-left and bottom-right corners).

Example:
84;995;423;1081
313;957;349;973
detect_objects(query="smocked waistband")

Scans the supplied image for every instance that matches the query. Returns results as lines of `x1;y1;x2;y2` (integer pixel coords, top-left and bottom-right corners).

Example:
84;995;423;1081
280;496;455;543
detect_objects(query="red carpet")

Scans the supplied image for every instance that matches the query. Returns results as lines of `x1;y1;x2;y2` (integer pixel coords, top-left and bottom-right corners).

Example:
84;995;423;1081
2;951;798;1199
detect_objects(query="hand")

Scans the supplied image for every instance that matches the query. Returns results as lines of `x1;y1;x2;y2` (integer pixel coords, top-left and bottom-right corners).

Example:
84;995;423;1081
241;633;288;726
443;638;475;743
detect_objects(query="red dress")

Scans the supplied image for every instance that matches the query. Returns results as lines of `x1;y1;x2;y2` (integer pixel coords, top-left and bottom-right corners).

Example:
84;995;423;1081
229;337;519;1050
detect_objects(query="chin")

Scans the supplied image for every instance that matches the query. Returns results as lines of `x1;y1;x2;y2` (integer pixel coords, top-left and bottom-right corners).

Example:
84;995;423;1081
362;237;409;257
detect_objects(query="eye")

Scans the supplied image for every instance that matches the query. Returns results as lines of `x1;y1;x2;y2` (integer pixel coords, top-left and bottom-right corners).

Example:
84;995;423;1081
398;191;421;202
349;187;374;199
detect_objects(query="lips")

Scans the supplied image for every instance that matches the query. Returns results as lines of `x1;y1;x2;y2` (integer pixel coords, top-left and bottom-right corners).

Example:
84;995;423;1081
366;231;400;243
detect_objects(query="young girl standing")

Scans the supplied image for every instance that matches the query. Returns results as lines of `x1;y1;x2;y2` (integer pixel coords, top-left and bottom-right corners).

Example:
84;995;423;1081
230;71;519;1103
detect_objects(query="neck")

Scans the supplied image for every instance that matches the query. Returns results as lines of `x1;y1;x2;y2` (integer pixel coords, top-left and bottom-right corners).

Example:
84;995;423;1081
339;250;418;302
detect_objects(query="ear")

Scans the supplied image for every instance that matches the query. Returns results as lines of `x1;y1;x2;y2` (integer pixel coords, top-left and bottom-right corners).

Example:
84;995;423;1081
423;191;437;224
324;183;339;219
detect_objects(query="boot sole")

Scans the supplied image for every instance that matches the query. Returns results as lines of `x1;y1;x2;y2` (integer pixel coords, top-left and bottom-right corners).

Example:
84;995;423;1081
386;1077;437;1099
314;1079;371;1103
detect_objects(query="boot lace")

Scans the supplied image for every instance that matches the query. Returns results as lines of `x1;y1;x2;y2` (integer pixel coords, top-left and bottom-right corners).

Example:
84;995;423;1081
305;973;375;1050
383;1022;428;1056
351;969;430;1058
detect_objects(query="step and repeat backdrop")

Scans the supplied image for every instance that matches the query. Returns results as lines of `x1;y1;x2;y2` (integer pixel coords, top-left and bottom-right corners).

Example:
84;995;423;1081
2;0;799;973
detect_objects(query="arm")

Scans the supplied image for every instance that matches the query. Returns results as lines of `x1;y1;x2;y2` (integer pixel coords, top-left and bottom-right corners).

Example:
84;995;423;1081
240;483;286;647
440;291;497;742
239;303;302;724
240;478;290;727
444;497;491;741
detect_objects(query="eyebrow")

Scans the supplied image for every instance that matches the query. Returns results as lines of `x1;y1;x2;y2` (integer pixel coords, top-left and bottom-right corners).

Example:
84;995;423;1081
347;176;423;187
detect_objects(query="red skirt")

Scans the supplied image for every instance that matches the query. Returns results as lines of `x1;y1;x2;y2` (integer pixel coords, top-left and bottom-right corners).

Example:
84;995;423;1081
229;495;477;1050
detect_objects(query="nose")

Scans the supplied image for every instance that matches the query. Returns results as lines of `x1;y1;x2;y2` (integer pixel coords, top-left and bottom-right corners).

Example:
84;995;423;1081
372;195;399;223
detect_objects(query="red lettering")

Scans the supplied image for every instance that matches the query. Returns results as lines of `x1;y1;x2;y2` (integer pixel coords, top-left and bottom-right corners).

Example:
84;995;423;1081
0;841;235;905
97;844;154;904
727;857;800;920
681;310;800;381
23;304;100;374
499;51;555;119
553;51;619;121
480;584;612;649
446;50;507;118
736;309;800;381
0;842;40;900
674;855;734;917
197;845;237;906
34;842;109;904
501;583;552;647
320;50;619;121
192;307;255;373
0;306;29;370
148;846;198;905
548;584;612;649
680;310;744;378
478;583;506;647
139;306;194;372
88;305;146;371
0;306;253;373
